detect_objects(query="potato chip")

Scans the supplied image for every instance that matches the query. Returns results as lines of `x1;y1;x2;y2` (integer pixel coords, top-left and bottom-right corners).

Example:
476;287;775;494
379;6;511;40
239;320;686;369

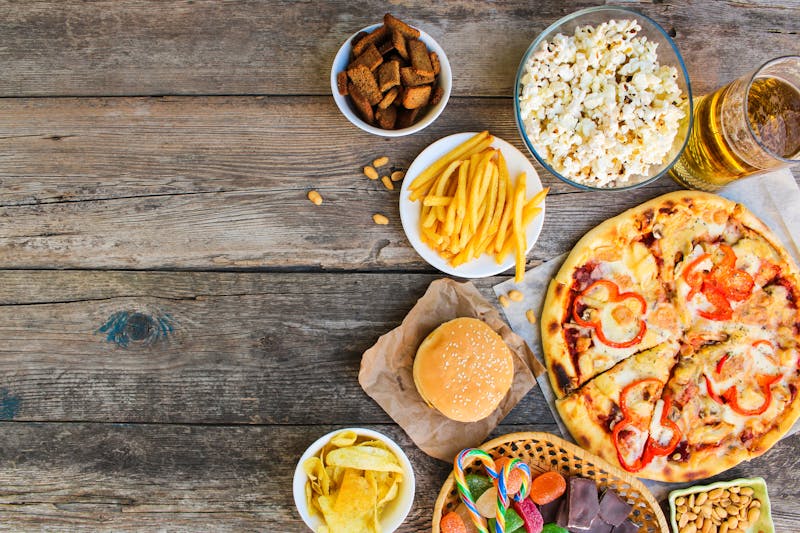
330;430;359;447
325;445;404;473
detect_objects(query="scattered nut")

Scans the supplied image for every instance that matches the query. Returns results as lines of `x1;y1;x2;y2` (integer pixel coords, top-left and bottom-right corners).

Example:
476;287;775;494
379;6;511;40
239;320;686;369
373;156;389;167
364;166;379;180
372;213;389;225
307;190;323;205
526;309;537;324
391;170;405;182
508;289;524;302
498;295;510;308
381;176;395;190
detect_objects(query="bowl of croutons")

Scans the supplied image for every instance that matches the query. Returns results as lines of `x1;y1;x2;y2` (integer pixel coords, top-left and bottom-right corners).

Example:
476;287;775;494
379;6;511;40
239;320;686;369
331;14;452;137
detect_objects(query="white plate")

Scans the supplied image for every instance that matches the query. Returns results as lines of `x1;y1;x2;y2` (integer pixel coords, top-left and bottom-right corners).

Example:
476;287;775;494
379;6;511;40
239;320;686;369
399;132;545;278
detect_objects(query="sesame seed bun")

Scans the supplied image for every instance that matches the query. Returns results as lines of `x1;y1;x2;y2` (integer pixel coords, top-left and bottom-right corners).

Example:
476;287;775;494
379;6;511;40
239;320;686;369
413;317;514;423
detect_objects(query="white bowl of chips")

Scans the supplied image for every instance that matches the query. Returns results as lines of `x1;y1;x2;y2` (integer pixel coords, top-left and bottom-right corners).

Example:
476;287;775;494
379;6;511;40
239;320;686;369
293;428;416;532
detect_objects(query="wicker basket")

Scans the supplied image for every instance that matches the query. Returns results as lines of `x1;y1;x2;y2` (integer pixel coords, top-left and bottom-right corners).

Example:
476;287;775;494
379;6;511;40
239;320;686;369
432;432;669;533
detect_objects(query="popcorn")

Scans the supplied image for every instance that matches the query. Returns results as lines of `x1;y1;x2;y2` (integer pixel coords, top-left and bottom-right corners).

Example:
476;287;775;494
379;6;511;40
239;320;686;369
518;19;686;188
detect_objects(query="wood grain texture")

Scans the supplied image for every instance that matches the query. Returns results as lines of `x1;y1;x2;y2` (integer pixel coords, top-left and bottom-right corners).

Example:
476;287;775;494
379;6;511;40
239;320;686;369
0;270;553;425
0;96;689;270
0;1;796;97
0;422;796;532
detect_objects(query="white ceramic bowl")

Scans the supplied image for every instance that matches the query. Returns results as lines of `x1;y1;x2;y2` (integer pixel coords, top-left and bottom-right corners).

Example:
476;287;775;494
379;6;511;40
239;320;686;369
293;428;416;532
399;132;546;278
331;23;452;137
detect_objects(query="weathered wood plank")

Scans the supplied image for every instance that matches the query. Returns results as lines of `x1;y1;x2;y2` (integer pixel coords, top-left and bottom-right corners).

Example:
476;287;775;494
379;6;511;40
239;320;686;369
0;422;796;531
0;270;553;426
0;1;796;97
0;96;691;269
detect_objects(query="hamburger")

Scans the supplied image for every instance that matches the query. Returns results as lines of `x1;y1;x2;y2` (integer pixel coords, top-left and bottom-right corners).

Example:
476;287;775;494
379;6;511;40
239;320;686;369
413;317;514;422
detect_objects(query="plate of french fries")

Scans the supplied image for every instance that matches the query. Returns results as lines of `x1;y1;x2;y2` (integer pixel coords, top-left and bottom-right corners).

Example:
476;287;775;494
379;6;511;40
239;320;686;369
400;131;547;279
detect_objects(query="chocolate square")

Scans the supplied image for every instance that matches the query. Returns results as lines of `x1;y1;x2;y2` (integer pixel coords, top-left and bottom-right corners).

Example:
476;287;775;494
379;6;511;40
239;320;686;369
567;477;600;530
597;489;632;527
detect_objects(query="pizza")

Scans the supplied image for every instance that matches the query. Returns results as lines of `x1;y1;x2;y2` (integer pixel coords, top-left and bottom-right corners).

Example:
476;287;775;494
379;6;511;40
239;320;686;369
541;191;800;481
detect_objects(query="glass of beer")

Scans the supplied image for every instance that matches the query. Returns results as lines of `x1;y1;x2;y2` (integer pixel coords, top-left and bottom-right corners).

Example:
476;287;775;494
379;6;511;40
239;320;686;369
670;56;800;191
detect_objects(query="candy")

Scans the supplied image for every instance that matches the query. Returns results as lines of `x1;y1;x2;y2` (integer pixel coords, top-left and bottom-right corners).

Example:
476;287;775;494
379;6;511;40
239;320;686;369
530;471;567;505
441;511;469;533
453;449;500;533
512;497;544;533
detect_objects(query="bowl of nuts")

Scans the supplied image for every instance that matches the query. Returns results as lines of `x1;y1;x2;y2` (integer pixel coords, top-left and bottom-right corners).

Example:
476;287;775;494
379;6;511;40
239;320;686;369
331;14;451;137
514;6;693;190
668;477;774;533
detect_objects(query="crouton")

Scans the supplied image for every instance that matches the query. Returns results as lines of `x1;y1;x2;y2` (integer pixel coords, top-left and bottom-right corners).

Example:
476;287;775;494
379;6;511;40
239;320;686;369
376;105;397;129
377;60;400;92
378;86;400;109
348;44;383;71
351;31;368;47
352;25;388;57
429;51;441;76
401;84;432;109
400;66;435;87
348;83;374;124
378;40;394;56
336;71;349;96
347;64;382;105
391;30;409;60
408;39;434;77
429;85;444;106
384;13;420;39
396;107;421;128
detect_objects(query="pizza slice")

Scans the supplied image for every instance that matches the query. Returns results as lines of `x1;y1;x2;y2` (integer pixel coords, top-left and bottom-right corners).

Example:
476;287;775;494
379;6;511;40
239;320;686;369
543;235;680;398
660;335;800;482
556;341;681;479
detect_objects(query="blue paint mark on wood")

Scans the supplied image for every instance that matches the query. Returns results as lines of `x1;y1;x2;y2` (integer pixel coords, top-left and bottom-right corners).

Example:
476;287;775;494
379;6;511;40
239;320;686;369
98;311;174;347
0;388;21;419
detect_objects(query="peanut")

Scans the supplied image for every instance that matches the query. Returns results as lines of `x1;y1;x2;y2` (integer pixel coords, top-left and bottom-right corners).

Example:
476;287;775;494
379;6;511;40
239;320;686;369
682;524;697;533
696;492;708;506
709;488;724;500
307;190;323;205
747;507;760;524
364;166;379;180
381;176;394;190
498;295;510;308
372;213;389;225
526;309;537;324
676;497;687;506
508;289;524;302
391;170;405;182
372;156;389;167
739;487;753;497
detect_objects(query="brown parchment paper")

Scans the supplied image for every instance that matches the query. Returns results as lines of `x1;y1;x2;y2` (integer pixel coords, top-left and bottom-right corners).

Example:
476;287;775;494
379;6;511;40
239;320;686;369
358;278;546;462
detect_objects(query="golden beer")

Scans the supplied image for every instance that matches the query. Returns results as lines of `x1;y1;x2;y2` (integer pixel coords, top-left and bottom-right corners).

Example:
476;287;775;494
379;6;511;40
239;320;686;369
671;57;800;190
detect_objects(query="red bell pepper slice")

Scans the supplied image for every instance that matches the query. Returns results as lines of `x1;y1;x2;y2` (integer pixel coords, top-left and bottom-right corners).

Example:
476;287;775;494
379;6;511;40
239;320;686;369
612;379;683;473
683;253;710;301
705;344;781;416
715;353;730;375
698;284;733;321
723;374;781;416
646;396;682;457
572;279;647;349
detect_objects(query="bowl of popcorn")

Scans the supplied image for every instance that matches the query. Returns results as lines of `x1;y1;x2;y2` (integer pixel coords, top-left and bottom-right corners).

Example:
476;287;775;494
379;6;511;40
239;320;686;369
514;6;693;190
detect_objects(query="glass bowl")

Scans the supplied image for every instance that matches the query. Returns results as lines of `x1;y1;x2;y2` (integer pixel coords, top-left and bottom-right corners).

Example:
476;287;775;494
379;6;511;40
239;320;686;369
514;6;693;190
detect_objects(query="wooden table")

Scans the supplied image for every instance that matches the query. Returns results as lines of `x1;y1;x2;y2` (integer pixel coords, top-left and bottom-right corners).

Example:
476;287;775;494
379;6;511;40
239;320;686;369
0;1;798;531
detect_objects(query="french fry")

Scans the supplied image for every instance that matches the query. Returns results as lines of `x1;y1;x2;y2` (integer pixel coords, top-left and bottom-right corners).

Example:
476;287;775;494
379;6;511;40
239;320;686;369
422;196;453;207
512;172;527;282
408;131;490;192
